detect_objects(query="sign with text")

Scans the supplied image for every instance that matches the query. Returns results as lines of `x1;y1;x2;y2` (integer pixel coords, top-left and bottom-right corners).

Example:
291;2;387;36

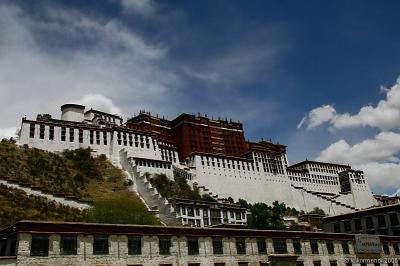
354;235;381;254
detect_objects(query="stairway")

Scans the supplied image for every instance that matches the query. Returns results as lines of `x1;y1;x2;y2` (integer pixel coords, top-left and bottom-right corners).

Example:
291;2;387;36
291;184;359;212
134;174;182;226
119;150;182;226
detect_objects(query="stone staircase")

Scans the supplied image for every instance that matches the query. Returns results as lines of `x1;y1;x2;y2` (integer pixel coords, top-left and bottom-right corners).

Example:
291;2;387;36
135;174;182;226
194;183;220;201
291;184;359;212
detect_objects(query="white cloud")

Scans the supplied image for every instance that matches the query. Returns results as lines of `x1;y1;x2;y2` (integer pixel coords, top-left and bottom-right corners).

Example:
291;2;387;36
0;127;18;140
297;105;336;129
358;162;400;194
298;76;400;130
119;0;155;15
73;94;123;116
316;131;400;165
0;1;177;129
316;132;400;194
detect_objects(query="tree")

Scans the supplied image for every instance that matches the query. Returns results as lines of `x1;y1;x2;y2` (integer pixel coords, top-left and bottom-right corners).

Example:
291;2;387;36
238;198;250;209
249;203;271;229
309;207;326;216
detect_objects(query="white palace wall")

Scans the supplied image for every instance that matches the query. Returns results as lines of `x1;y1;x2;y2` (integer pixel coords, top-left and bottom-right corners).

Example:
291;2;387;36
17;105;378;214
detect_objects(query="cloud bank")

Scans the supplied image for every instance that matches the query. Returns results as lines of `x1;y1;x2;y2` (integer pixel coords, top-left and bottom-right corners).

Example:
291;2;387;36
300;77;400;194
299;77;400;130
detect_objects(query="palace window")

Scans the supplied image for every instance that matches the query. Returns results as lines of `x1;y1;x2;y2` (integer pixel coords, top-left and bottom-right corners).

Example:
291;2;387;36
117;132;121;145
326;240;334;254
383;243;390;255
159;237;171;255
78;129;83;143
354;219;362;231
293;239;302;254
49;126;54;140
310;240;319;254
103;132;107;145
129;134;133;146
313;261;321;266
273;239;287;254
95;131;100;145
390;213;399;226
123;133;127;146
213;238;223;255
90;130;94;144
393;243;400;255
61;127;66;141
341;241;349;254
330;261;338;266
39;124;45;139
236;239;246;255
257;238;267;254
343;220;351;232
30;235;49;256
60;235;77;255
366;216;374;229
69;128;74;142
128;236;142;255
378;215;387;228
29;123;35;138
187;238;199;255
93;235;109;255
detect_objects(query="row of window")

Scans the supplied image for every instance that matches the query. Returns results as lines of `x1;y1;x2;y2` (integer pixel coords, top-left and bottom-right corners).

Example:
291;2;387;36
200;158;284;175
29;124;110;145
334;213;400;233
177;206;245;220
160;148;177;162
29;235;364;257
289;175;339;186
136;159;172;169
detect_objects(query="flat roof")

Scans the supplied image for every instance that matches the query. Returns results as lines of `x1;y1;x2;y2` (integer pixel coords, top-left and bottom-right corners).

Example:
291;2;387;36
60;103;85;110
2;220;400;241
84;108;122;119
288;160;351;169
188;152;252;162
322;204;400;222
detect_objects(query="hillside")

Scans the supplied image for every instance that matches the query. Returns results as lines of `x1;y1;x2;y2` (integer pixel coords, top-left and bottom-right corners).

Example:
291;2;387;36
0;139;159;228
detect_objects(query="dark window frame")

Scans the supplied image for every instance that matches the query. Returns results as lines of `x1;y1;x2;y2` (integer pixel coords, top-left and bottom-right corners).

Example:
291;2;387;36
273;239;287;254
310;240;319;254
93;235;109;255
257;238;267;254
236;238;246;255
159;237;171;255
30;235;49;257
293;239;302;254
128;236;142;255
60;235;77;255
212;238;223;255
326;240;335;255
187;238;199;256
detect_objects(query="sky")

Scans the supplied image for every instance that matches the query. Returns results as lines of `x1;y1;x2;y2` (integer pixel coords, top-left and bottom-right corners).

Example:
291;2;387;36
1;0;400;195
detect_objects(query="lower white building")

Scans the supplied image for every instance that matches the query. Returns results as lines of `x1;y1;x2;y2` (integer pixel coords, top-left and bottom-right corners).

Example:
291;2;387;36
1;220;400;266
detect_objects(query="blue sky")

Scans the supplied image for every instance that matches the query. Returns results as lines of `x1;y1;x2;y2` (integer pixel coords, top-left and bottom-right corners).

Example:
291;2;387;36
1;0;400;194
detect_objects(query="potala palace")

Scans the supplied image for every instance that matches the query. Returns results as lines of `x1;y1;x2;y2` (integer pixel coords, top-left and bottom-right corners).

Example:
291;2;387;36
18;104;378;215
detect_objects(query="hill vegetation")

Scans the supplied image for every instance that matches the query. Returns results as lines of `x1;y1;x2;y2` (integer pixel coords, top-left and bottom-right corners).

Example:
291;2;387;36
0;139;159;228
148;173;217;202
